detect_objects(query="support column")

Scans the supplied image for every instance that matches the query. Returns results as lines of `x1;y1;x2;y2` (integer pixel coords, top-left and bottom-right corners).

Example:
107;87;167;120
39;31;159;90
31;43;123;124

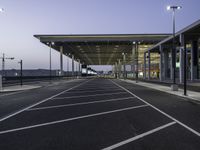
123;54;126;79
118;59;121;78
148;50;151;80
144;52;146;79
60;46;63;76
132;44;136;78
170;50;173;80
163;50;169;79
72;55;74;77
115;62;118;78
78;59;81;77
159;45;164;81
179;34;184;83
191;40;198;81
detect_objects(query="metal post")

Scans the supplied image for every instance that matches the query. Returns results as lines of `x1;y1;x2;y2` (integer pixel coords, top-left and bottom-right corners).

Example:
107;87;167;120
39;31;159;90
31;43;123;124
172;8;176;84
2;53;5;77
1;53;14;78
19;60;23;86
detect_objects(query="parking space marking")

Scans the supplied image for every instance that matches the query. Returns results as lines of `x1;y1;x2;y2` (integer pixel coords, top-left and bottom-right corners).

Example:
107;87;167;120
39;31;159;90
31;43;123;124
71;88;120;91
111;80;200;137
53;92;128;99
0;104;149;135
65;89;123;94
0;79;91;122
27;97;136;111
102;121;176;150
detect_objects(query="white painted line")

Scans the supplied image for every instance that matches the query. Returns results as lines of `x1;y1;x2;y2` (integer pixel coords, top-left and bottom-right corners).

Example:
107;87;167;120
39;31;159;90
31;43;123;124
0;104;148;135
0;79;91;122
71;87;120;91
65;89;123;94
0;90;26;97
27;97;136;111
53;92;128;99
111;80;200;137
102;121;176;150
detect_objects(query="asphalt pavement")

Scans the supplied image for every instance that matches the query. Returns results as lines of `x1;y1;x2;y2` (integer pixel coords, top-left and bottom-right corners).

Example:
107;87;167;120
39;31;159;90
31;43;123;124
0;78;199;150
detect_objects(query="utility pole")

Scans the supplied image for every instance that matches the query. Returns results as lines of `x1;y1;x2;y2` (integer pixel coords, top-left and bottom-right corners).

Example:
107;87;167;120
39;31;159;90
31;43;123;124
18;60;23;86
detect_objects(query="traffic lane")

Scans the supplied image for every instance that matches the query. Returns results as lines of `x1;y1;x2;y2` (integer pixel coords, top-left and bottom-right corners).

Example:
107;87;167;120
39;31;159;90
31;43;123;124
0;79;87;120
0;97;146;130
0;106;172;150
33;92;132;108
117;124;200;150
57;89;124;97
69;86;120;92
113;80;200;133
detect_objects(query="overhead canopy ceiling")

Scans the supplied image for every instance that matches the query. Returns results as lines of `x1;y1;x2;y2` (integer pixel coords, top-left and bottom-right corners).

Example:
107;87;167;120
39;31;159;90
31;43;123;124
34;34;169;65
147;19;200;53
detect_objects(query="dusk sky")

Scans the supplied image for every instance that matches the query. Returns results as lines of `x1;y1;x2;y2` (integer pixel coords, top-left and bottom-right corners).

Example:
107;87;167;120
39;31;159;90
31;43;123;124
0;0;199;71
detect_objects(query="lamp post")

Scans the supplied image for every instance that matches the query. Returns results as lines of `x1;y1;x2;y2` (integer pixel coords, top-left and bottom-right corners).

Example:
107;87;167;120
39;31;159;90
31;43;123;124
0;8;4;13
0;53;14;77
18;60;23;86
167;5;182;90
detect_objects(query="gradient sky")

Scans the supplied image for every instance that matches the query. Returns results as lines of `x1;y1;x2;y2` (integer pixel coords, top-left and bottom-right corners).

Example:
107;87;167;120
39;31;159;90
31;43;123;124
0;0;199;71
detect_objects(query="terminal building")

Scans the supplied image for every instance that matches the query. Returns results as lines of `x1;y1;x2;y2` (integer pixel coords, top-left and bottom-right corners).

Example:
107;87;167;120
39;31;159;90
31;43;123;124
34;19;200;83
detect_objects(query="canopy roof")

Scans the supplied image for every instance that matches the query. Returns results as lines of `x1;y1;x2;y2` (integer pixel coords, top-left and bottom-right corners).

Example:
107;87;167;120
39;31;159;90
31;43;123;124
34;34;169;65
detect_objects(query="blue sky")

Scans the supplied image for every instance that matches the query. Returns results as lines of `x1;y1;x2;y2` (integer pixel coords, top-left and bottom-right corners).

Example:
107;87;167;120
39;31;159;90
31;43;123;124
0;0;199;71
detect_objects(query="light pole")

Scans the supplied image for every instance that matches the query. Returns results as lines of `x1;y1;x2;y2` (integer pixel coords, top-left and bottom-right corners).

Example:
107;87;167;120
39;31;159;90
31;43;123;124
0;8;4;13
47;42;54;81
18;60;23;86
0;53;14;77
167;5;182;90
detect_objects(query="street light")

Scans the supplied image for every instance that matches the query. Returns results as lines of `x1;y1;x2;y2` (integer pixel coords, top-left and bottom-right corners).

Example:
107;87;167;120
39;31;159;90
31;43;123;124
0;53;14;77
166;5;182;90
0;8;4;13
18;60;23;86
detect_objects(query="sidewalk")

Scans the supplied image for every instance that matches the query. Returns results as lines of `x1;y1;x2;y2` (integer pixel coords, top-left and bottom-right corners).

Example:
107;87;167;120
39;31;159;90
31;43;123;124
0;78;83;92
0;85;41;92
120;79;200;102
